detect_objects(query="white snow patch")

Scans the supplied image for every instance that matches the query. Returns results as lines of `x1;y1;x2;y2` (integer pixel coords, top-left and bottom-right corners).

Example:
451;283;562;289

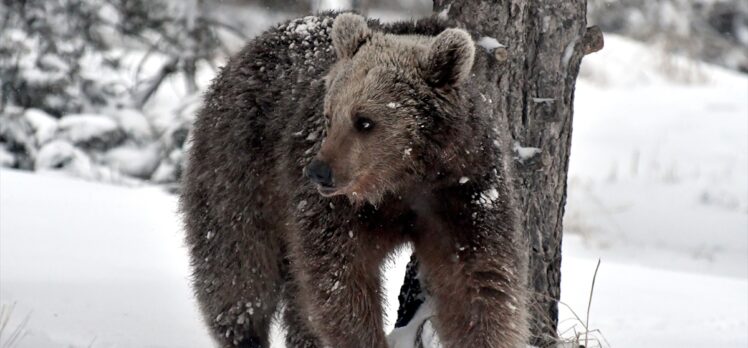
35;140;91;173
542;16;552;32
292;16;320;36
57;114;120;145
330;280;340;292
532;97;555;104
305;131;318;141
104;143;161;178
477;187;500;207
23;108;58;145
151;160;177;183
236;313;247;325
562;36;578;67
477;36;505;52
437;4;451;20
110;108;154;142
459;177;469;184
513;142;541;162
387;298;440;348
387;102;401;109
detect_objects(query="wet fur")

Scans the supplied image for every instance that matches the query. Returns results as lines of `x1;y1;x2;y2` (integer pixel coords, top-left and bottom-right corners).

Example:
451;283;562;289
181;12;528;348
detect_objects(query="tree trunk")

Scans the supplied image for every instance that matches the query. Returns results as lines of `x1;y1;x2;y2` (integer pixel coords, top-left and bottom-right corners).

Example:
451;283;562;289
395;1;598;347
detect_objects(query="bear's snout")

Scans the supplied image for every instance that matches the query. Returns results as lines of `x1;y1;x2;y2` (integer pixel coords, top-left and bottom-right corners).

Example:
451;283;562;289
305;159;334;188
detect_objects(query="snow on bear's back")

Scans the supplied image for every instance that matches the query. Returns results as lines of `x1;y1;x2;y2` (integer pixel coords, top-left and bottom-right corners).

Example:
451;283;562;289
257;15;337;77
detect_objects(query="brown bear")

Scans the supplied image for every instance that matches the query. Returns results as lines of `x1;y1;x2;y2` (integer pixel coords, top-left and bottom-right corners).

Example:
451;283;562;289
181;12;528;348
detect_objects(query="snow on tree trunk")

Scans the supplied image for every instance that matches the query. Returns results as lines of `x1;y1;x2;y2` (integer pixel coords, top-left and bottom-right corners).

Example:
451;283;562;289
395;1;598;347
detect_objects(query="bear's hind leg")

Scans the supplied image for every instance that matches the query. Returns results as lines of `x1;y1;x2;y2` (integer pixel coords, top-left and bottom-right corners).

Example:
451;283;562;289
188;215;286;347
197;258;283;348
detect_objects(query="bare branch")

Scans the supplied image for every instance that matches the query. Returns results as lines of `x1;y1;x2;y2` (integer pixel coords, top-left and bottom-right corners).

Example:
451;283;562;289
135;57;179;109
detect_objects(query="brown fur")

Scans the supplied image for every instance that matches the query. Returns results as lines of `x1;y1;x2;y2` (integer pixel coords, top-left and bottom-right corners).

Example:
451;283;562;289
181;12;528;348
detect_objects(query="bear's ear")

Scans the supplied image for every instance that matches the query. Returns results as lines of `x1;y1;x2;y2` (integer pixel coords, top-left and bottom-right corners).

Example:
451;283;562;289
332;13;371;59
421;28;475;88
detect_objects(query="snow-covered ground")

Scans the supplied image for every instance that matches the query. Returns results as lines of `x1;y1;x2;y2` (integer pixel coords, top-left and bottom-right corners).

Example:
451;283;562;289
0;170;212;347
567;35;748;279
2;169;745;348
1;33;746;348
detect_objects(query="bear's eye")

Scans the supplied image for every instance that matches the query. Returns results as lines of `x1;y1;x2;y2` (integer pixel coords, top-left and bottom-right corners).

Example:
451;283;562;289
353;116;374;133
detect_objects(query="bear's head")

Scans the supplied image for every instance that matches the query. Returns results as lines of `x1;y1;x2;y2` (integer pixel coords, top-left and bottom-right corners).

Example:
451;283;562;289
305;13;476;205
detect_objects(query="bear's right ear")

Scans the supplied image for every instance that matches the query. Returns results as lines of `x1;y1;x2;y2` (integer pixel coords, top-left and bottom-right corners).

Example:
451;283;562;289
421;28;475;88
332;13;371;59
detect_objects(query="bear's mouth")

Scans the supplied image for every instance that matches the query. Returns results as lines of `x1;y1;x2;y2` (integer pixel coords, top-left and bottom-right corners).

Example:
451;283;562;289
316;185;343;197
315;172;375;199
315;178;357;198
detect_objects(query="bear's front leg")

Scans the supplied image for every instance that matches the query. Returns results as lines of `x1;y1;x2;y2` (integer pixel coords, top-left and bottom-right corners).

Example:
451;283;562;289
413;208;529;348
290;214;391;348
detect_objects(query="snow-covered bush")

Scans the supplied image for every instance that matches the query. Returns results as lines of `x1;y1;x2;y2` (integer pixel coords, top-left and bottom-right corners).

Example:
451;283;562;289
57;114;126;151
0;102;197;182
0;0;126;116
112;0;237;106
24;109;59;145
104;143;161;179
35;140;94;174
0;0;241;185
109;108;155;144
0;109;38;170
588;0;748;73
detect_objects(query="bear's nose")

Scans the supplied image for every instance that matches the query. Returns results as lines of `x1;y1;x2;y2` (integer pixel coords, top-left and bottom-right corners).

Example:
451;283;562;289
305;159;334;187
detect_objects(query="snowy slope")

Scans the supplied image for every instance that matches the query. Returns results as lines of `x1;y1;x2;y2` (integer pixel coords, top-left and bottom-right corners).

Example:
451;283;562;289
567;35;748;279
1;169;745;348
0;169;213;348
560;238;747;348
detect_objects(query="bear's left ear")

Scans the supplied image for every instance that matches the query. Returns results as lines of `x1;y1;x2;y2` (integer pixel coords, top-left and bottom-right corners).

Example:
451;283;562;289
421;28;475;88
332;13;371;59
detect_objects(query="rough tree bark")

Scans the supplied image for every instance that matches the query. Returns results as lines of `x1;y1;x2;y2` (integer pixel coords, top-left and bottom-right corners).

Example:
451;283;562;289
396;1;602;347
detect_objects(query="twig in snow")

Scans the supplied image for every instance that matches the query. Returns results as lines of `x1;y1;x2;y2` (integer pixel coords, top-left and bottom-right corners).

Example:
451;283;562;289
0;303;31;348
585;259;601;348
